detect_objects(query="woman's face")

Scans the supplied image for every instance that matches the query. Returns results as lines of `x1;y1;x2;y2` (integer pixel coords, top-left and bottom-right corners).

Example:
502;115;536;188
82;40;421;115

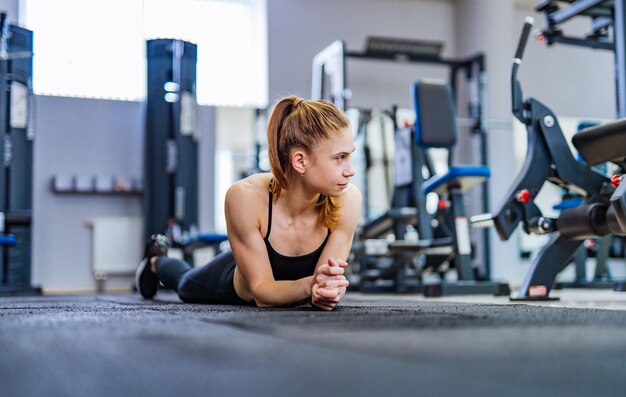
305;127;356;197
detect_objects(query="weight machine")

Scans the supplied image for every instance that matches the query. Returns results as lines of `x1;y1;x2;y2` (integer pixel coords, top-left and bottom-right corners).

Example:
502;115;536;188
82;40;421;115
473;17;626;300
311;37;504;294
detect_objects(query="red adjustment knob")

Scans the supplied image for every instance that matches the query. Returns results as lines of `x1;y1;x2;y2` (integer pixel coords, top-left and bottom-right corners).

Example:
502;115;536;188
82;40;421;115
438;198;448;210
536;33;546;44
404;120;411;128
516;189;531;204
584;239;595;250
611;174;622;188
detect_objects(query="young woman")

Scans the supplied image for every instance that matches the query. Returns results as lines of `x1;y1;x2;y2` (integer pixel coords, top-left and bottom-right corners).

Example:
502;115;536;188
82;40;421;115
136;96;361;310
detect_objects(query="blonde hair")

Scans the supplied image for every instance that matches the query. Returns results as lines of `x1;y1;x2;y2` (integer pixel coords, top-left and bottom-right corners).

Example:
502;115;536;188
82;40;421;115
267;96;350;229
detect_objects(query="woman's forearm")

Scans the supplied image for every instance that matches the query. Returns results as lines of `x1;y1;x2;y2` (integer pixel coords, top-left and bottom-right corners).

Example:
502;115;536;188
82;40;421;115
252;276;314;308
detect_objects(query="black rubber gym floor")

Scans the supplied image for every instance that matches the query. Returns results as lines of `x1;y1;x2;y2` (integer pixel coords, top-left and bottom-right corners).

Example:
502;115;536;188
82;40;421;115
1;292;625;397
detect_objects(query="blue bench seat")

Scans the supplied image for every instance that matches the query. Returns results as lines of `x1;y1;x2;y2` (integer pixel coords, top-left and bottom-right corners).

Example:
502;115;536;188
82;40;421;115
0;234;17;246
422;165;490;195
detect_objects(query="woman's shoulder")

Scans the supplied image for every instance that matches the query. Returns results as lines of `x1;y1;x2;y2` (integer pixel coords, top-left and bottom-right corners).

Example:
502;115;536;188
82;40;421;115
225;174;272;229
334;183;362;227
338;183;362;206
226;173;272;202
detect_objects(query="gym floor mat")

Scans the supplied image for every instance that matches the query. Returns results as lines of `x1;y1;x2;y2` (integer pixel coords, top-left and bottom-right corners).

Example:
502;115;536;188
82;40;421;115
1;292;625;397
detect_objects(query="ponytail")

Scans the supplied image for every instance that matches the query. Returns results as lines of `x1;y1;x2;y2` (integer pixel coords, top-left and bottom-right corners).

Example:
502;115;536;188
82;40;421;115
266;96;296;193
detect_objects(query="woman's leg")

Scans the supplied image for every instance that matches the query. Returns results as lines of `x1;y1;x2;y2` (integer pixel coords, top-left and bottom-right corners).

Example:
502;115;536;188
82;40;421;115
154;256;192;291
177;251;248;305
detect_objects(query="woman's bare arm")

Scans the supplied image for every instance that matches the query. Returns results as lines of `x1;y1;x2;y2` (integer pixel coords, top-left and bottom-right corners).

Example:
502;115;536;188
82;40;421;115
316;184;362;271
310;185;362;310
225;183;314;308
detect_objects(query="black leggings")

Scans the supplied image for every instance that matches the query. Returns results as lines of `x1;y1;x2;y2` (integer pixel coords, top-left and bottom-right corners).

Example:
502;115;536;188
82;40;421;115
155;251;251;305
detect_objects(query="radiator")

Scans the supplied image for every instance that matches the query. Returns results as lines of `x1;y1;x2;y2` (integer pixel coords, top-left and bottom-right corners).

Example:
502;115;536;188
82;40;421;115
87;217;143;276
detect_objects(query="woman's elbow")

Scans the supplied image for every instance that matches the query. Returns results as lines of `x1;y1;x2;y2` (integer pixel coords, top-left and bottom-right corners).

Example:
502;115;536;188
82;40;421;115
254;299;276;308
250;286;276;308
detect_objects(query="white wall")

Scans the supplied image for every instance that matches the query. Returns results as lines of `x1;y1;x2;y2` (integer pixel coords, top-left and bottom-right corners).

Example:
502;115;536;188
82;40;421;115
213;106;256;232
268;0;457;108
31;96;143;292
515;2;615;119
31;96;216;293
217;107;255;152
0;0;18;23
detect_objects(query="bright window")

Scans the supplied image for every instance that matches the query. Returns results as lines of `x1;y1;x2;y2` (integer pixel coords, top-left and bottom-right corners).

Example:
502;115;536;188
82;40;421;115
21;0;268;107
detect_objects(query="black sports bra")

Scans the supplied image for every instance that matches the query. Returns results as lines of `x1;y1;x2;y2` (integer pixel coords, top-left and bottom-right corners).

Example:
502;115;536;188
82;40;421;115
264;191;330;280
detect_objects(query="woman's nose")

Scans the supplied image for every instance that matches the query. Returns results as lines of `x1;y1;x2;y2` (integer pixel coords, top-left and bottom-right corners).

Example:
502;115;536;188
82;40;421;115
344;161;355;177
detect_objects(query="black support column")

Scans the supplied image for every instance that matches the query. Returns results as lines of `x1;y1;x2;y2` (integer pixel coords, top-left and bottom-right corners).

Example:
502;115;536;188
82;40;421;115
615;0;626;117
0;24;39;295
144;39;198;241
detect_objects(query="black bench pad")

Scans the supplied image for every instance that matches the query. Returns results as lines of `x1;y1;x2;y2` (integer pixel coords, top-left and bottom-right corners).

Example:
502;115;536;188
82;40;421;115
573;118;626;165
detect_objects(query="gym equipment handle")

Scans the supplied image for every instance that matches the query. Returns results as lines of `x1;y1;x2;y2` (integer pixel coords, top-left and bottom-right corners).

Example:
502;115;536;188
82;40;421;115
512;17;534;122
514;17;534;61
470;213;495;229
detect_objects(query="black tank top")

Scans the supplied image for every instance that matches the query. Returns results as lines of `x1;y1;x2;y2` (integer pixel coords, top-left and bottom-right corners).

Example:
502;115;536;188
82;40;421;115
264;191;330;280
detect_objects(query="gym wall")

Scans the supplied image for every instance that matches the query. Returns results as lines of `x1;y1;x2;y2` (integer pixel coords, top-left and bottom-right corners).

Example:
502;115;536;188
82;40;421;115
268;0;456;109
31;96;217;292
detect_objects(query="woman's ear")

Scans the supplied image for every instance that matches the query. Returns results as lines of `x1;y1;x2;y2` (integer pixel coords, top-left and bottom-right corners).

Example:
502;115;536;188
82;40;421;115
291;149;307;175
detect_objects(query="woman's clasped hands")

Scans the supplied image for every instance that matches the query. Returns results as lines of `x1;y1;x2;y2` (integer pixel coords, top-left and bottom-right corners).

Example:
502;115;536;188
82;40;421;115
311;258;349;311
